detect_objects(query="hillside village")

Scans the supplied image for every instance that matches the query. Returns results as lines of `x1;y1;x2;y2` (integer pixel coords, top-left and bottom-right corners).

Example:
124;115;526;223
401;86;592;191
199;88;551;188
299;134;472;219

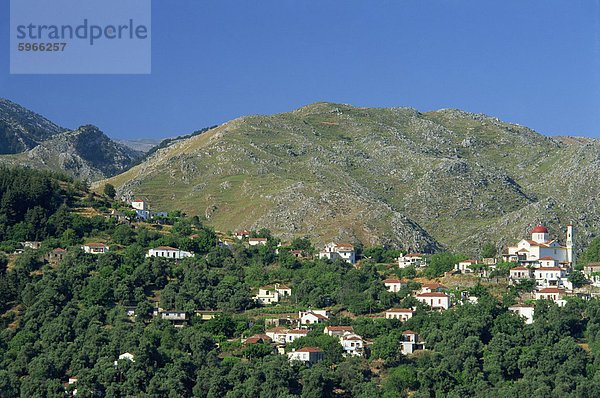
3;169;600;396
8;197;599;361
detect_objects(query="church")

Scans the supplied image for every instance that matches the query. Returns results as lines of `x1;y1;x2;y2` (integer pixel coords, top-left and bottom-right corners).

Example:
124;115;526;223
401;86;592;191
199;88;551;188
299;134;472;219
503;224;574;268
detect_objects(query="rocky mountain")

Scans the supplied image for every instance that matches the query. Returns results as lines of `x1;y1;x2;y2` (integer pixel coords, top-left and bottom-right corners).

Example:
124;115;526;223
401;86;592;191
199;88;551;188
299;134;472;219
114;138;164;153
0;99;144;181
0;98;68;154
0;125;142;181
100;102;600;253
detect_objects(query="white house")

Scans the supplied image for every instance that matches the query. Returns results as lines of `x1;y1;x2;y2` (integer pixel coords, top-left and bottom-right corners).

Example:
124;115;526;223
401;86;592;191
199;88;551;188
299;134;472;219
401;330;425;355
249;238;268;246
385;308;414;321
266;327;290;344
538;256;559;268
416;292;451;310
504;224;574;268
509;267;533;280
584;263;600;287
146;246;194;259
114;352;135;367
339;332;364;357
287;347;325;364
299;312;328;324
455;259;479;273
160;310;188;327
420;283;448;294
508;304;535;324
535;287;567;306
534;267;569;289
82;243;109;254
285;329;310;343
398;253;428;268
131;200;146;211
299;310;329;324
234;230;250;239
276;285;292;297
319;242;356;265
383;278;407;293
253;284;292;305
254;287;279;305
324;326;355;337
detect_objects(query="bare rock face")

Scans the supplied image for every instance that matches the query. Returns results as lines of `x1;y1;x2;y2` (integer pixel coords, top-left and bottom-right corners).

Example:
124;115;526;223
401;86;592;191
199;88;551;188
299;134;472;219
99;101;600;253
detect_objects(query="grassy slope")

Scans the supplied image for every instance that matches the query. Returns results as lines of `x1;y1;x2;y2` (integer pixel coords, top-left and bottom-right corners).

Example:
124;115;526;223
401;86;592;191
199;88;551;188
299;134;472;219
101;102;600;252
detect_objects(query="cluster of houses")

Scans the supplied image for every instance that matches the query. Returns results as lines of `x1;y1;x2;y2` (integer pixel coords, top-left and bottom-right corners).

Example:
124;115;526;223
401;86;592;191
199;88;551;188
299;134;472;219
244;310;368;362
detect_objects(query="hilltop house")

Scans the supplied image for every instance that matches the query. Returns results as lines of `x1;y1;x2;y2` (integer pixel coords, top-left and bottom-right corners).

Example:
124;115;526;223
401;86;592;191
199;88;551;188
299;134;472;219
234;230;250;239
339;332;364;357
383;278;407;292
319;242;356;265
159;310;188;327
82;243;109;254
299;310;329;324
401;330;425;354
534;267;570;289
398;253;429;268
416;292;451;310
584;263;600;286
455;259;479;273
253;284;292;305
508;304;535;324
146;246;194;259
421;283;447;294
503;224;575;268
288;347;324;364
324;326;355;337
130;199;167;220
249;238;267;246
266;327;290;344
385;308;414;321
536;287;567;306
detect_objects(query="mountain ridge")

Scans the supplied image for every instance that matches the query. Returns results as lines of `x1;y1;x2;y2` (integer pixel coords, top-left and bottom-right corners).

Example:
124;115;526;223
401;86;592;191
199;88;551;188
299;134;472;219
98;101;600;253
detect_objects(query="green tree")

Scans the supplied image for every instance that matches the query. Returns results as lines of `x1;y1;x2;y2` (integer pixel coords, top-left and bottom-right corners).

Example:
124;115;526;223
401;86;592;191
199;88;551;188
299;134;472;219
568;271;588;288
481;243;498;259
103;183;116;200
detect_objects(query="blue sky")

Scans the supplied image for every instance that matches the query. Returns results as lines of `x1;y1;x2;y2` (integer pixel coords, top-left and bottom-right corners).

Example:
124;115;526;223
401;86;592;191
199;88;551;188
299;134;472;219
1;1;599;139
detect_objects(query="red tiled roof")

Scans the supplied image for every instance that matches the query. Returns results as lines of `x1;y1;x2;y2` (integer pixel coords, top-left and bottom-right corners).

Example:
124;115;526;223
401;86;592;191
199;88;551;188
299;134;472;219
538;256;557;261
266;327;290;333
250;238;267;241
460;259;478;264
537;288;565;294
402;330;418;335
417;292;449;298
510;267;530;271
296;347;324;353
535;267;563;271
422;283;446;289
85;243;108;247
245;337;262;344
383;278;406;283
153;246;179;251
532;225;548;234
387;308;414;313
288;329;309;334
54;248;66;252
335;243;355;248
